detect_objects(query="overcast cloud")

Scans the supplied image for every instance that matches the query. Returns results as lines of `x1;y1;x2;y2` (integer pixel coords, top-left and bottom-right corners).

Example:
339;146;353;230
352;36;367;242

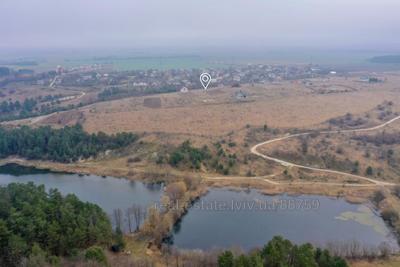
0;0;399;51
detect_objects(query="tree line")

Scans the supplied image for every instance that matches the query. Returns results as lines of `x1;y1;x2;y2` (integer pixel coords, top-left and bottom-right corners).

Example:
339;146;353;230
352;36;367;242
0;182;113;267
217;236;348;267
158;236;350;267
0;100;81;122
0;124;137;162
0;98;37;115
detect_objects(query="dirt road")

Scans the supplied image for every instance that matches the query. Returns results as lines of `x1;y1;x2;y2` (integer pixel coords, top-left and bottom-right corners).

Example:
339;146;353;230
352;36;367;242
250;116;400;187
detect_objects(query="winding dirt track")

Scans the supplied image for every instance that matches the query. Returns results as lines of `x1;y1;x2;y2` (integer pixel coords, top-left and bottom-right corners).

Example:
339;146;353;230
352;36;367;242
249;115;400;187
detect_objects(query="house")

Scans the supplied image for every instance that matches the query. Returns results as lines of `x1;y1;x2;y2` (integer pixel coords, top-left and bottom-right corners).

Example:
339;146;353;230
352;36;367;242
234;90;247;100
180;87;189;93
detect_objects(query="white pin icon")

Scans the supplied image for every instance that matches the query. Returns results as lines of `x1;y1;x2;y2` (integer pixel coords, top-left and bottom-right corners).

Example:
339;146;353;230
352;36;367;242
200;73;212;90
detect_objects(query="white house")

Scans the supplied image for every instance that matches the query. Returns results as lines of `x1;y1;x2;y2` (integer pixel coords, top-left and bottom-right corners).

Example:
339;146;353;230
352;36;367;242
180;87;189;93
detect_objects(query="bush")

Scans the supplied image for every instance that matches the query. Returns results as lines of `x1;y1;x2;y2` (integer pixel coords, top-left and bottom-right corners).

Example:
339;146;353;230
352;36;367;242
111;228;126;253
381;209;400;227
228;142;236;147
85;246;108;266
218;251;234;267
169;151;184;167
371;190;385;205
127;157;141;163
365;166;373;176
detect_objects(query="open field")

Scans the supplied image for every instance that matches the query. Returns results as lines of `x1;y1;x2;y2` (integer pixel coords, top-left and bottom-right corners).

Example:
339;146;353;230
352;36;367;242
6;73;400;137
350;256;400;267
4;72;400;186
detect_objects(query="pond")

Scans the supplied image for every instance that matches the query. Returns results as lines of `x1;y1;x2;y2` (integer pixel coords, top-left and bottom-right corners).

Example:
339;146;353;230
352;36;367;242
0;163;163;231
1;164;398;251
169;188;399;251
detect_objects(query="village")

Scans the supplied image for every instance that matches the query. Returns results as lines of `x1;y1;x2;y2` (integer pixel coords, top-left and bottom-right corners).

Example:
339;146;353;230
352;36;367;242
1;63;336;92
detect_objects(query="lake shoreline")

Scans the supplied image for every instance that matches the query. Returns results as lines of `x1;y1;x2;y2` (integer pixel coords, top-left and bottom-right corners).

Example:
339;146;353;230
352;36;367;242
1;157;399;251
0;157;376;201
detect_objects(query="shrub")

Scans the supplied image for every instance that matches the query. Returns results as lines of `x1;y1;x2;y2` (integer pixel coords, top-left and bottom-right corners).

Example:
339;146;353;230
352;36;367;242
218;251;234;267
111;228;126;253
381;209;400;227
371;190;385;205
366;166;373;176
85;246;108;266
228;142;236;147
393;186;400;199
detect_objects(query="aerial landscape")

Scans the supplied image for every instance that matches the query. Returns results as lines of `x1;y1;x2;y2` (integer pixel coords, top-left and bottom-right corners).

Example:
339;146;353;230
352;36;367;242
1;0;400;266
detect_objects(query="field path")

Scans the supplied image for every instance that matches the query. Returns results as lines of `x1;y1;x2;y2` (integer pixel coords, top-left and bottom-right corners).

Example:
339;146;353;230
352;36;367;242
1;91;87;126
250;115;400;187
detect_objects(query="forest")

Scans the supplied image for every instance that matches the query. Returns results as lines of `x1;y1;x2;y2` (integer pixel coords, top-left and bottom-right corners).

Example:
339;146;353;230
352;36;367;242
0;124;137;162
0;182;113;267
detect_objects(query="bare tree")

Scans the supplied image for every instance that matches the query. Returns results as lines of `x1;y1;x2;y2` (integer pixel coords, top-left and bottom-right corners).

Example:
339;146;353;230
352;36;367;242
113;208;123;231
133;204;144;232
165;182;187;204
125;207;133;233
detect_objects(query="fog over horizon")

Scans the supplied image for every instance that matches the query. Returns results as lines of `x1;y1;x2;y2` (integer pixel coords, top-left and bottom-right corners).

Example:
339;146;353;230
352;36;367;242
1;0;400;55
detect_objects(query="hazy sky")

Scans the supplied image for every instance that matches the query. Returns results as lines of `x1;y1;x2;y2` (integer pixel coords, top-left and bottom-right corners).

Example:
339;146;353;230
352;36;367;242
1;0;399;52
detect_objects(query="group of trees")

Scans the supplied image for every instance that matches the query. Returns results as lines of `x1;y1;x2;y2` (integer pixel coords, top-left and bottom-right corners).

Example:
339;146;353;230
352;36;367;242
212;141;238;175
98;87;125;101
141;179;202;247
97;85;179;102
218;236;348;267
167;140;239;175
0;93;80;122
169;140;212;169
113;204;147;234
142;181;190;246
0;98;37;115
0;182;113;266
0;124;137;162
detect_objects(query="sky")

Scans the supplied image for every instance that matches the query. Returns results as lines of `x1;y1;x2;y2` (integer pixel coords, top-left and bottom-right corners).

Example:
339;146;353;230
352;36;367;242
1;0;400;53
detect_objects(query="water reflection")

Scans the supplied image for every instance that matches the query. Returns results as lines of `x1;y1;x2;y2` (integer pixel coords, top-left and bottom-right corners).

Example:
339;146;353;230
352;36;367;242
170;188;399;251
0;164;163;232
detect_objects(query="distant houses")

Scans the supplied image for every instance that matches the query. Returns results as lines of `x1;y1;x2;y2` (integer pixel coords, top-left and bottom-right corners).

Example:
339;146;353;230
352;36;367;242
359;76;384;83
234;90;247;101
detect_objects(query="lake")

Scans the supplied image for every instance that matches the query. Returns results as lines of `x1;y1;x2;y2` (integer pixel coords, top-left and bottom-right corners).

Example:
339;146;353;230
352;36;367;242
0;163;163;230
170;188;399;251
1;164;398;251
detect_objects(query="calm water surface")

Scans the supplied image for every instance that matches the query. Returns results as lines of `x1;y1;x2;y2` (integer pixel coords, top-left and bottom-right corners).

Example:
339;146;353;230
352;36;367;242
1;164;398;251
0;164;163;222
170;188;399;251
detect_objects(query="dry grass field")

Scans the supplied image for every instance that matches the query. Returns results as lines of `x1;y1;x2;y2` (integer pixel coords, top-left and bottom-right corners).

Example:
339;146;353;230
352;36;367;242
6;72;400;186
350;256;400;267
18;73;400;139
5;72;400;187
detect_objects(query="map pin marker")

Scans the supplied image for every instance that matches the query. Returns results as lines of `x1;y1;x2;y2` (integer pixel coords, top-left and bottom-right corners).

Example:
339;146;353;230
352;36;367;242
200;73;212;90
